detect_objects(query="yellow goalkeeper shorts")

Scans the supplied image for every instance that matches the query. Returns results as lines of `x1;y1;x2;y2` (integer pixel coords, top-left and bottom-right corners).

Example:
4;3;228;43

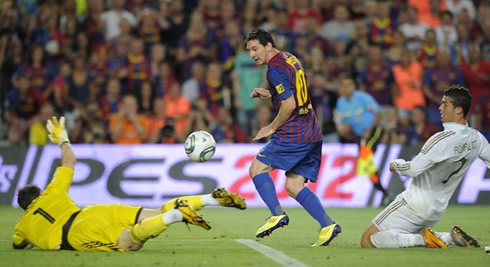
67;204;142;252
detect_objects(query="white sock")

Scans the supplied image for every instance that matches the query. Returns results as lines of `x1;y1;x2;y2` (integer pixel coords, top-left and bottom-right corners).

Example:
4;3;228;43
201;194;219;206
371;231;425;248
435;232;454;246
162;209;183;225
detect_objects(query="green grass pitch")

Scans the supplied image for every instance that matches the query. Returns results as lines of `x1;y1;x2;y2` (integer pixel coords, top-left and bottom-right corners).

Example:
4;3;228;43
1;205;489;266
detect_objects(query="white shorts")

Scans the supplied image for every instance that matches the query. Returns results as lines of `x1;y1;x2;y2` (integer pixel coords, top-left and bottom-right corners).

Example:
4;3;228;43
372;195;437;233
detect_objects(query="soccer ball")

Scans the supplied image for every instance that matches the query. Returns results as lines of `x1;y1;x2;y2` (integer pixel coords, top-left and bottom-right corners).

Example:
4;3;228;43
184;131;216;162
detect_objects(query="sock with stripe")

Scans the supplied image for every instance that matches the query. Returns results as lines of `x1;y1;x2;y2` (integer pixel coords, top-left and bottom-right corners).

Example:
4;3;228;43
161;195;205;213
295;187;333;227
252;172;284;216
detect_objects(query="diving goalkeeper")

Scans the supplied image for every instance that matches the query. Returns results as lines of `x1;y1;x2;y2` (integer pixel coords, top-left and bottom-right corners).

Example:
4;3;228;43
13;116;246;252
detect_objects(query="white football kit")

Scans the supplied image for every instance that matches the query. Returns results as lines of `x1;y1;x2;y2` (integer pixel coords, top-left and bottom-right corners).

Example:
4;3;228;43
373;122;490;235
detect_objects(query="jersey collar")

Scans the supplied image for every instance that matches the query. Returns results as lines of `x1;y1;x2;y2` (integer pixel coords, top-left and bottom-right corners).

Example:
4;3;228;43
443;122;468;132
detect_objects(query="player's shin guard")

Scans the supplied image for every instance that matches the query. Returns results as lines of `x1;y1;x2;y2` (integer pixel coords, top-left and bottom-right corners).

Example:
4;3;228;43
253;173;283;215
295;187;333;227
161;196;204;213
130;215;168;245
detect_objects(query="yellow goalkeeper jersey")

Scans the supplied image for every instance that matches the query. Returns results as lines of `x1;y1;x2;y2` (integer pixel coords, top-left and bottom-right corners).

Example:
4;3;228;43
13;167;81;250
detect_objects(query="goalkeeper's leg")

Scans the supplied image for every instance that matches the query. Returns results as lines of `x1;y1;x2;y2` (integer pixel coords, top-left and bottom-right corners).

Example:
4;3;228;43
160;188;246;213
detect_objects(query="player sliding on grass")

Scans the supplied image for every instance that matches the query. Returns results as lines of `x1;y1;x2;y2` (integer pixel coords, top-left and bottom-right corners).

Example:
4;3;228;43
245;29;340;247
13;117;246;252
361;85;488;249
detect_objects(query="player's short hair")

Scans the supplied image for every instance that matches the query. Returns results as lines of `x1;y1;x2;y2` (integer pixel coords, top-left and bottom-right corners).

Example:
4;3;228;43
244;29;276;48
17;185;41;210
444;85;472;118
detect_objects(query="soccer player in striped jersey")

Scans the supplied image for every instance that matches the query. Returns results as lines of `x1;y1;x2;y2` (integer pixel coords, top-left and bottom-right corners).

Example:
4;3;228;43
361;85;488;249
245;29;341;247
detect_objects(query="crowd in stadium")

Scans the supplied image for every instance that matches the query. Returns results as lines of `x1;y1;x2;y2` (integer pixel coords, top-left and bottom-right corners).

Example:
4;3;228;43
1;0;489;146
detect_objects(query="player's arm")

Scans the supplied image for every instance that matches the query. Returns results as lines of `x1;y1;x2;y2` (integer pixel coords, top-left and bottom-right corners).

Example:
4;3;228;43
478;133;490;168
12;228;33;250
253;67;295;140
44;116;76;192
389;134;448;177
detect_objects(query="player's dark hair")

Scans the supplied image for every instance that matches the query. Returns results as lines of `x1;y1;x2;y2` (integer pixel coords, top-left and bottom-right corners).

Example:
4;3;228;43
444;85;472;118
17;185;41;210
244;29;276;48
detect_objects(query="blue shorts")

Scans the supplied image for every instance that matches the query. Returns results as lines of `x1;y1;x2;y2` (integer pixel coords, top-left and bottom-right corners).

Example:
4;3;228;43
256;138;322;182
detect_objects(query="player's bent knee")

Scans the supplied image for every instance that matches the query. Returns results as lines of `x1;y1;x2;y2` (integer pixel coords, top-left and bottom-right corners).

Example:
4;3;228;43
249;159;271;178
118;229;142;251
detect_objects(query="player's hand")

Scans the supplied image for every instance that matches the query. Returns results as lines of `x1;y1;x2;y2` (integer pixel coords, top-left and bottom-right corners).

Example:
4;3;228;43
389;162;395;173
253;125;275;141
46;116;70;146
250;88;271;100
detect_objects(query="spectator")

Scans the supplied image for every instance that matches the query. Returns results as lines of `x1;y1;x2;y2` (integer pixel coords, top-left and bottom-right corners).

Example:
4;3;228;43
399;6;429;51
18;46;52;96
101;0;137;41
164;82;191;142
423;46;465;125
403;106;441;146
109;94;149;144
147;98;176;144
379;106;406;145
29;103;54;145
65;55;93;114
120;38;152;93
386;30;405;66
392;49;426;125
136;80;155;116
153;60;176;98
210;106;248;143
359;46;395;107
100;77;122;116
435;11;457;46
287;0;322;33
4;74;47;145
182;62;205;103
149;44;167;79
367;1;395;49
176;11;215;80
418;29;438;69
232;49;265;137
320;4;355;43
461;44;490;131
198;62;231;118
446;0;476;20
310;72;338;143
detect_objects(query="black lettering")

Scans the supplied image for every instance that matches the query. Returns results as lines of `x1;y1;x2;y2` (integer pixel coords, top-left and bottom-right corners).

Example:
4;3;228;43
163;159;220;198
107;159;164;199
33;208;55;223
47;159;105;186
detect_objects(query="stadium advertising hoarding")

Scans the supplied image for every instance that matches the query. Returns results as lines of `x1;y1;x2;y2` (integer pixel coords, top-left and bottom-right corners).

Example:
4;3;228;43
1;144;489;207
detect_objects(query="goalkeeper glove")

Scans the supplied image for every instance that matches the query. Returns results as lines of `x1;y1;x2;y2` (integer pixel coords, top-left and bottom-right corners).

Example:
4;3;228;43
46;116;70;146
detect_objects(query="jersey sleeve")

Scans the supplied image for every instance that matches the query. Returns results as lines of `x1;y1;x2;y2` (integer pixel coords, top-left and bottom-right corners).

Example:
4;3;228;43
267;66;294;100
12;224;28;249
392;133;450;178
44;167;74;194
478;133;490;168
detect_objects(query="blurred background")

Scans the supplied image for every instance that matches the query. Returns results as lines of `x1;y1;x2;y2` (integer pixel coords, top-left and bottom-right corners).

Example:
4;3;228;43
1;0;489;147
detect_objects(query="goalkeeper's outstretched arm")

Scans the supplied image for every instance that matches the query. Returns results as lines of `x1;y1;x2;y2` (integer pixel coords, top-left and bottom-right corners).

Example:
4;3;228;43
46;116;76;169
60;142;76;170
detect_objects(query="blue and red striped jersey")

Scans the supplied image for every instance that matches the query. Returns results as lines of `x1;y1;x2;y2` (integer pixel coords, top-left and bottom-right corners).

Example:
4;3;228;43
267;51;323;144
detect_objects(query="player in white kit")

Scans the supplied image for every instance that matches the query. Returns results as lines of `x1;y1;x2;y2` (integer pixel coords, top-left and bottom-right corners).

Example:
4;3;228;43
360;85;488;248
